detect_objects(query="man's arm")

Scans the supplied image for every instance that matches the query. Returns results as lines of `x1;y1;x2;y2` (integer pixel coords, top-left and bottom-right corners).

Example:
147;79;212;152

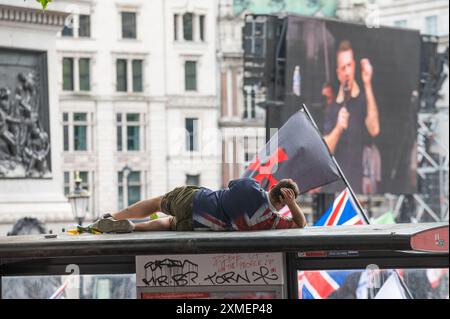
361;59;380;137
280;188;307;228
324;107;349;154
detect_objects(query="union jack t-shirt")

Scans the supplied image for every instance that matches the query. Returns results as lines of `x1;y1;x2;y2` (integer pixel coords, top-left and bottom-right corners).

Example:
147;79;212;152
192;178;297;231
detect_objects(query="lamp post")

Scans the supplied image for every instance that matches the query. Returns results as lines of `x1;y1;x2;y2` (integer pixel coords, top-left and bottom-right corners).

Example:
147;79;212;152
68;171;90;226
121;165;132;209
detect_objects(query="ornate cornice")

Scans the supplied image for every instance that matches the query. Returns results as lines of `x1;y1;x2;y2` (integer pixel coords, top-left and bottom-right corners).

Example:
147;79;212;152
0;4;68;27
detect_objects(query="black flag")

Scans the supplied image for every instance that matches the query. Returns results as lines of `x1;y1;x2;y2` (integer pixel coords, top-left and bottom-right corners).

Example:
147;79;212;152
243;110;340;193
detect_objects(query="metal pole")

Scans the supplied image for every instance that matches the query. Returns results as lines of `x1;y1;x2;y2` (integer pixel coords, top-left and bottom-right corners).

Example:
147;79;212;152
300;103;414;299
300;103;370;223
285;253;299;299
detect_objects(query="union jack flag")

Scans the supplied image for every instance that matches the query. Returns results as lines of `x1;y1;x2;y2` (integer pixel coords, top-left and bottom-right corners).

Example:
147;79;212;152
299;188;366;299
315;188;365;226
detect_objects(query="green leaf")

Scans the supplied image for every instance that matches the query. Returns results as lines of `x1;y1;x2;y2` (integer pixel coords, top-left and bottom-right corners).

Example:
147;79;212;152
36;0;52;11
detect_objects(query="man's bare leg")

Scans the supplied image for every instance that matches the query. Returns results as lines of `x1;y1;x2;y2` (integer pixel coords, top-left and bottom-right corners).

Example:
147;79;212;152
111;196;164;220
133;216;173;231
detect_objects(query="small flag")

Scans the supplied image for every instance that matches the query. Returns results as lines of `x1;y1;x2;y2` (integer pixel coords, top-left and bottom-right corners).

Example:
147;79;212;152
374;273;408;299
315;188;365;226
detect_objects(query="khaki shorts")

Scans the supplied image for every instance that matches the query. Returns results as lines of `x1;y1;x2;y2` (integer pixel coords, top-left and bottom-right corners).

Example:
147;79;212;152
160;186;200;231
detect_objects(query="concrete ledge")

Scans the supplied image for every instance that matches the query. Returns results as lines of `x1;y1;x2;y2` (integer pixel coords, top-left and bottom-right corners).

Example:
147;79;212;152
0;222;447;259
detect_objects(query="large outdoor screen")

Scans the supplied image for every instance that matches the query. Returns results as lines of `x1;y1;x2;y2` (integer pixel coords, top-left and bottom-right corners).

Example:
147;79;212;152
280;16;421;194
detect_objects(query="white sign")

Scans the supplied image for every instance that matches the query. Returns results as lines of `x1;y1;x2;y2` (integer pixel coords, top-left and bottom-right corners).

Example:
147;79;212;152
136;253;284;287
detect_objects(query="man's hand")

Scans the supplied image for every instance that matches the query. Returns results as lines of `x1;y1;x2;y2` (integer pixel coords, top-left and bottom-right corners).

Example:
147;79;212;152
361;58;373;86
279;188;296;206
337;106;349;131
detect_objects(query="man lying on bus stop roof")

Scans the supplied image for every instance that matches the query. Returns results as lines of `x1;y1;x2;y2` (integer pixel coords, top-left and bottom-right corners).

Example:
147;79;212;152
91;178;307;233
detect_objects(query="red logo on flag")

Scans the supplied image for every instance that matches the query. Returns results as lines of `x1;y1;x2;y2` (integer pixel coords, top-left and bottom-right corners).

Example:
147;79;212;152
247;147;289;189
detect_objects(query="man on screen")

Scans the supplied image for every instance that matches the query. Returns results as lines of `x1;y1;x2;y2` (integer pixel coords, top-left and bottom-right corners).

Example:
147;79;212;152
323;40;380;193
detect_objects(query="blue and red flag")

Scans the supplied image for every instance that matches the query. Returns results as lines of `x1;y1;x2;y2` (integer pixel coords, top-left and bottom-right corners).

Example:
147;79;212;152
315;188;365;226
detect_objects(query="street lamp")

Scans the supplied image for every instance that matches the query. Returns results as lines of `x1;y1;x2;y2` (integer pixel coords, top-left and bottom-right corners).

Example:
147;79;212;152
68;171;90;226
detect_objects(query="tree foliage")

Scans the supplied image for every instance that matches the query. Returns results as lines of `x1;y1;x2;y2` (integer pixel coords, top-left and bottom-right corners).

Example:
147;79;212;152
36;0;52;10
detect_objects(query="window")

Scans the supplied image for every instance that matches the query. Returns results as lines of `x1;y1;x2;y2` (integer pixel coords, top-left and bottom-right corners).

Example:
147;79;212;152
174;14;179;41
63;112;69;151
79;58;90;91
185;61;197;91
61;23;73;37
186;174;200;186
63;171;94;214
116;59;144;93
126;114;140;151
79;15;91;37
60;14;90;38
183;13;193;41
394;19;407;28
132;60;143;92
185;118;198;152
118;171;141;210
64;171;70;196
116;113;142;152
116;59;127;92
425;15;438;36
62;112;93;152
116;114;123;151
63;57;91;92
243;136;256;169
73;113;87;151
122;12;137;39
244;86;257;119
63;57;74;91
199;15;205;41
298;268;449;299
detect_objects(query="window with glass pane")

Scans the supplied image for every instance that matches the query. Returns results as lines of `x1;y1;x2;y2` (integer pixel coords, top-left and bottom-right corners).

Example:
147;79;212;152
174;14;179;41
63;112;69;151
185;118;198;152
185;61;197;91
2;274;137;299
127;171;141;206
118;172;124;210
127;126;140;151
122;12;136;39
127;113;140;151
79;15;91;37
183;13;193;41
63;58;74;91
132;60;143;92
199;15;205;41
425;16;438;36
79;58;90;91
186;174;200;186
116;113;123;151
79;171;89;189
116;59;127;92
74;113;87;151
64;171;70;196
394;19;407;28
298;268;449;299
61;16;73;37
61;25;73;37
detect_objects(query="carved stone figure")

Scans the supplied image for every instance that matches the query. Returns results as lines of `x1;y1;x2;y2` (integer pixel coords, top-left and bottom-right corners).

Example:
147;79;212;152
0;72;51;178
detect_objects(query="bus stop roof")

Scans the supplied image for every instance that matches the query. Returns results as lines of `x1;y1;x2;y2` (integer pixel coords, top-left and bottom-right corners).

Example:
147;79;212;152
0;222;448;259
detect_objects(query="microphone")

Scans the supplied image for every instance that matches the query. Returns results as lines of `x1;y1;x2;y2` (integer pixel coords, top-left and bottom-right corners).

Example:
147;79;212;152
343;80;351;104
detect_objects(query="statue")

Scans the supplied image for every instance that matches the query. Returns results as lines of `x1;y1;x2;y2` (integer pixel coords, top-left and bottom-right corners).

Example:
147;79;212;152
0;72;51;178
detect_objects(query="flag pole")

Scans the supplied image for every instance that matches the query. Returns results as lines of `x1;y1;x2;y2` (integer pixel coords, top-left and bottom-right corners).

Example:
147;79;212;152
300;103;414;299
299;103;370;224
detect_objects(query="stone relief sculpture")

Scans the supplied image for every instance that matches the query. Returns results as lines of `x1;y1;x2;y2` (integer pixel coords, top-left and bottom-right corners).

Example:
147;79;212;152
0;72;51;178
